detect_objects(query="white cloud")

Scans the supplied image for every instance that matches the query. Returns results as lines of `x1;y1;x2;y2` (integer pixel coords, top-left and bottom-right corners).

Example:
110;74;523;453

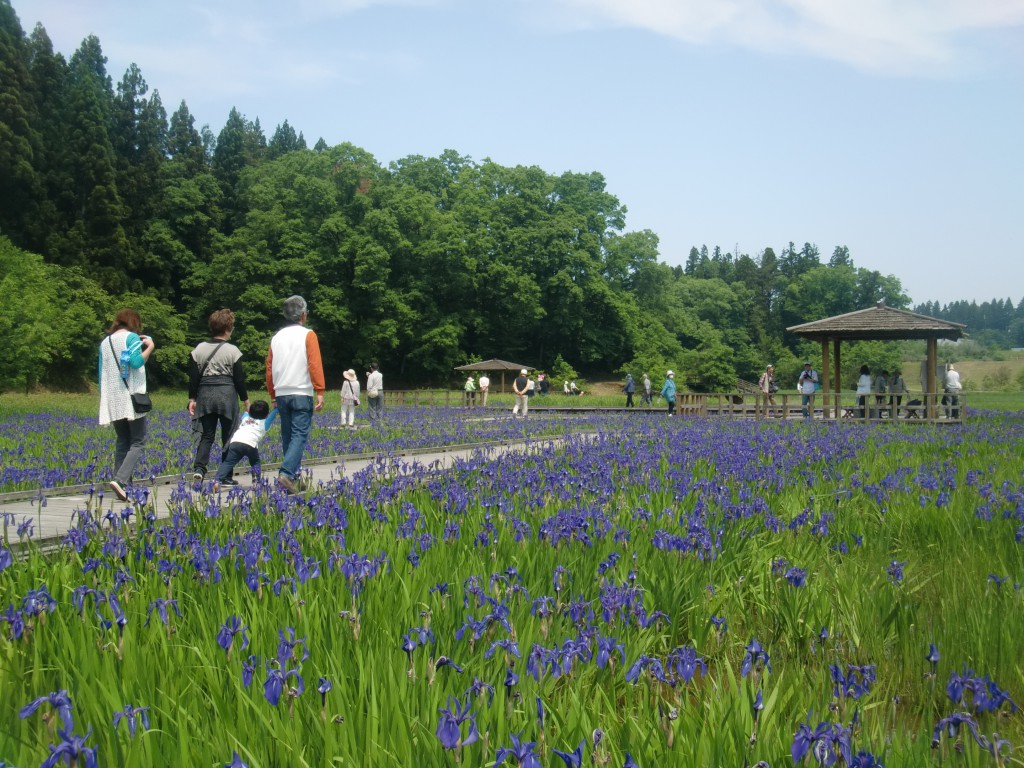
550;0;1024;73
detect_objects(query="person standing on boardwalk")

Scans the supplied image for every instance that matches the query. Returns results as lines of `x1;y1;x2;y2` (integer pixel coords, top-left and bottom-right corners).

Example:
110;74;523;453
798;361;818;419
464;375;477;406
855;365;872;418
888;369;907;418
872;369;889;416
512;368;529;417
758;365;777;416
366;363;384;422
188;309;248;482
478;374;490;405
943;364;962;418
624;374;636;407
660;370;676;416
642;373;652;406
98;308;155;501
266;295;325;494
340;369;360;428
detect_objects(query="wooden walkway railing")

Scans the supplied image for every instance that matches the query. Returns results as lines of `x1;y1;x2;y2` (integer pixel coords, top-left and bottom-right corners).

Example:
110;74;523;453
376;390;965;423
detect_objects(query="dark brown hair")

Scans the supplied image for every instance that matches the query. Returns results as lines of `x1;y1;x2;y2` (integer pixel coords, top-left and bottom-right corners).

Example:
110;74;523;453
107;308;142;335
209;308;235;337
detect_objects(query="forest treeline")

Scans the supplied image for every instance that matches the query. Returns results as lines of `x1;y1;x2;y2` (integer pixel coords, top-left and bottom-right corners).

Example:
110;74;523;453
2;1;1022;393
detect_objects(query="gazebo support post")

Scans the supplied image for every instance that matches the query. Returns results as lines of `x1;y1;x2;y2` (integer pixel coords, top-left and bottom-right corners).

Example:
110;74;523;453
926;338;938;419
832;338;841;420
820;340;831;419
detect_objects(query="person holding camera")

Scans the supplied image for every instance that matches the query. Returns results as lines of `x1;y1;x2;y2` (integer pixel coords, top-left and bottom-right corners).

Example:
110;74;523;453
98;308;155;502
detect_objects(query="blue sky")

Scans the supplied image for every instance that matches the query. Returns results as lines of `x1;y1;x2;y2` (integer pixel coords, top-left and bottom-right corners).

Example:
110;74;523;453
18;0;1024;306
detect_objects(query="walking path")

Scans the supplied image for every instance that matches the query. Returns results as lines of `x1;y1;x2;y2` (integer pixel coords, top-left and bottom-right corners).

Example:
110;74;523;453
1;436;568;545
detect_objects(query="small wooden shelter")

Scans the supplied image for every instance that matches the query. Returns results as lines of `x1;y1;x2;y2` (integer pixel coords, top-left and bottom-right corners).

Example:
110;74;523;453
787;303;967;420
454;358;534;394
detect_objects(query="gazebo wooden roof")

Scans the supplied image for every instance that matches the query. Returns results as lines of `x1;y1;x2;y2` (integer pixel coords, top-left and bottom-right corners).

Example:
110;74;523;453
454;359;534;394
454;358;534;372
787;303;967;420
787;304;966;342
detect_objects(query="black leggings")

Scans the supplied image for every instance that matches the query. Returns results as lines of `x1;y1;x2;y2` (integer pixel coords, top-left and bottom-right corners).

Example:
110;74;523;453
194;412;235;473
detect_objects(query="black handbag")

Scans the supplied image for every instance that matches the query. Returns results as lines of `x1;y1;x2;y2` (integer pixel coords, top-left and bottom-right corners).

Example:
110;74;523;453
131;392;153;414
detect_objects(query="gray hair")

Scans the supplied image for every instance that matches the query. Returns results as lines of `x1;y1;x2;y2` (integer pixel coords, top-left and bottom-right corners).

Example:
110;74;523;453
282;295;307;322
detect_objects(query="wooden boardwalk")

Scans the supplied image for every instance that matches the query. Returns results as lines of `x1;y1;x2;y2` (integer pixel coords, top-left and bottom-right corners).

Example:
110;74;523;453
1;436;567;546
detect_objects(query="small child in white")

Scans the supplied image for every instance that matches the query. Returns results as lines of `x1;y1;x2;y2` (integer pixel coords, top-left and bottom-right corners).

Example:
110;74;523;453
213;400;277;491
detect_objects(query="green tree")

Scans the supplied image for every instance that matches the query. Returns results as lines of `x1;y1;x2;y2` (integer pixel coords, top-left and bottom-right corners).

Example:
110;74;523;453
0;0;42;245
51;35;129;291
0;236;110;391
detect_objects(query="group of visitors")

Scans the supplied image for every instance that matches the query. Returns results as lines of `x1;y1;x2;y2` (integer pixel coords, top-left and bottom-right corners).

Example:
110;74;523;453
98;295;384;501
462;373;490;406
755;360;962;421
463;370;557;408
853;365;907;417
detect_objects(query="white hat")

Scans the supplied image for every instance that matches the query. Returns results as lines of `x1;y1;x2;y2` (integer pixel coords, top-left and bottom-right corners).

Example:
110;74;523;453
343;369;357;382
520;369;528;375
667;370;674;377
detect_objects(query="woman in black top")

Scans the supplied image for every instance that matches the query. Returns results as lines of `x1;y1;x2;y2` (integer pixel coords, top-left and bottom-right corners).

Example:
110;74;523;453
188;309;249;480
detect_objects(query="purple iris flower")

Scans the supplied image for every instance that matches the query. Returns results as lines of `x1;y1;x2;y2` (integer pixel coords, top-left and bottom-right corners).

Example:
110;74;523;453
264;663;304;707
277;627;309;665
931;712;984;749
741;638;772;678
463;677;495;707
495;732;542;768
20;690;74;731
41;727;99;768
485;639;521;660
434;656;464;674
217;616;250;655
926;643;940;675
595;635;625;669
552;738;586;767
225;751;249;768
113;704;150;737
0;546;13;573
435;696;479;750
504;667;519;697
623;754;640;768
241;655;259;688
849;751;884;767
791;720;852;766
784;567;807;587
145;598;180;627
886;561;907;585
318;677;332;707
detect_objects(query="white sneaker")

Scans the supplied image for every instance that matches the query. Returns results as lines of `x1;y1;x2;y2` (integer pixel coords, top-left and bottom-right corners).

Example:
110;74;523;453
109;480;128;502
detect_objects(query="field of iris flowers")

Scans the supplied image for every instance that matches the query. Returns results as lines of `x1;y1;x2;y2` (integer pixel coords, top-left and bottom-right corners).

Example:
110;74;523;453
1;405;1022;767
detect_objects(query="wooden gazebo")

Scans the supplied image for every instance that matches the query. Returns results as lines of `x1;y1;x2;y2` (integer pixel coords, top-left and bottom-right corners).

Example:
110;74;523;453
454;358;534;394
787;303;967;420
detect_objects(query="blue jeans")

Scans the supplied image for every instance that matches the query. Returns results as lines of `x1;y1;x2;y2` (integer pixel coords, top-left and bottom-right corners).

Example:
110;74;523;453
216;442;261;481
112;417;148;484
276;395;313;479
801;394;815;418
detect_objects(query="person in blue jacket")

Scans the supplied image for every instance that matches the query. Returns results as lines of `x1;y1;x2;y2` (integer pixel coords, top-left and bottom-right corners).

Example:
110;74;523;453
660;370;677;416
